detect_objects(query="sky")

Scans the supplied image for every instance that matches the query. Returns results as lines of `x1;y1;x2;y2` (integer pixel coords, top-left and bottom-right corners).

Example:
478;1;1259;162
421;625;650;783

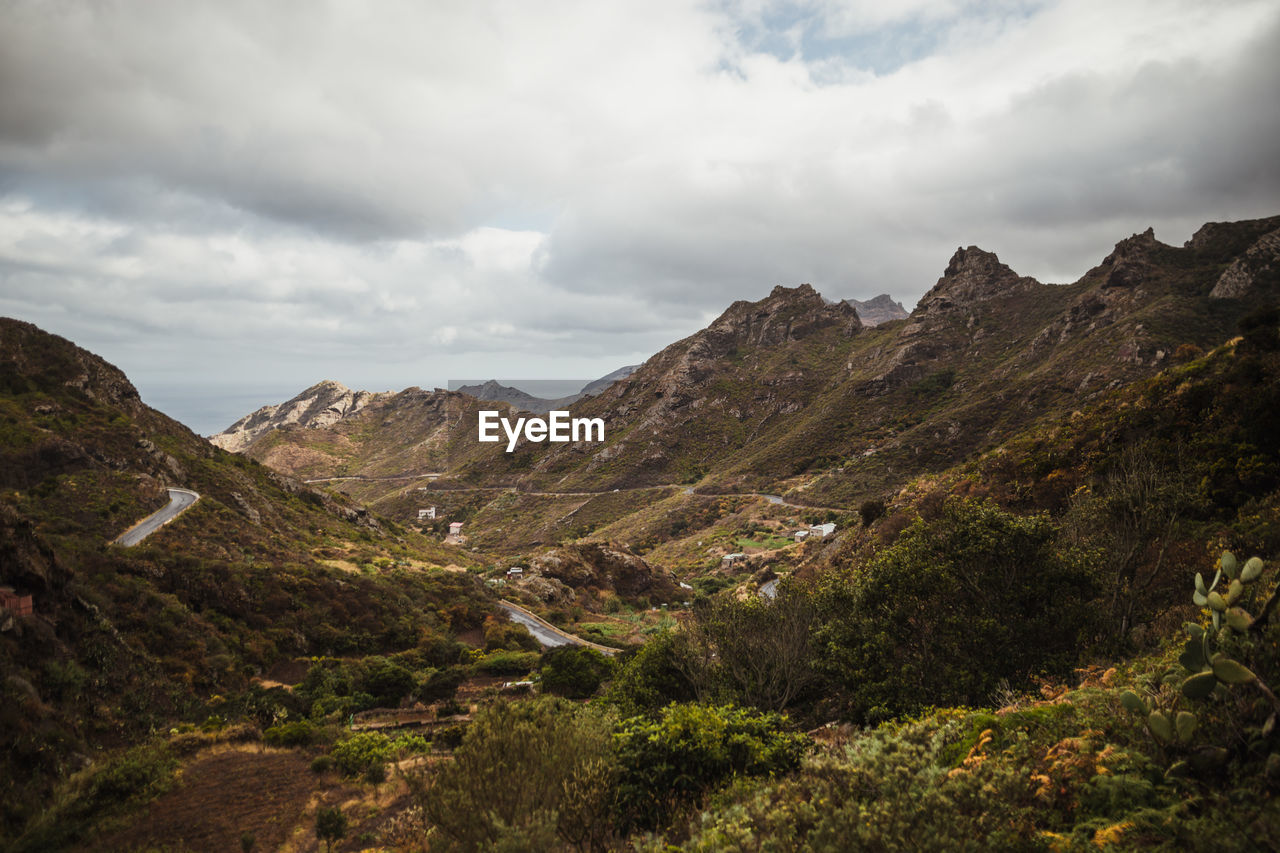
1;0;1278;435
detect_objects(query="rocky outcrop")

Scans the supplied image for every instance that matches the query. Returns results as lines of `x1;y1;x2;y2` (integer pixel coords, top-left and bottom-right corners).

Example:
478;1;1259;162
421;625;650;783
705;284;862;350
914;247;1041;314
840;294;909;326
209;380;389;452
527;543;680;604
1081;227;1167;290
1210;227;1280;299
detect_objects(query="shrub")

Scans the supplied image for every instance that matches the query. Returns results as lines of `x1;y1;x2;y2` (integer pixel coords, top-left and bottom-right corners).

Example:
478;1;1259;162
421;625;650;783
858;498;886;527
603;630;697;715
417;697;617;850
612;702;808;833
330;731;394;778
540;646;615;699
263;719;318;748
475;650;541;676
815;498;1098;721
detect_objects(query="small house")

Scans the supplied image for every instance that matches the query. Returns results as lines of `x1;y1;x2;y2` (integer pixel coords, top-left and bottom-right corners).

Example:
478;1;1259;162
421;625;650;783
808;522;836;540
506;567;524;579
721;552;746;569
448;521;464;536
418;506;437;520
0;587;32;617
793;529;810;542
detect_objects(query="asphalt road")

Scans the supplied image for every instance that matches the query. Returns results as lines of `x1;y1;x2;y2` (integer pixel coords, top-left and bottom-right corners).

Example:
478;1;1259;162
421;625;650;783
498;602;575;648
113;488;200;546
497;600;618;655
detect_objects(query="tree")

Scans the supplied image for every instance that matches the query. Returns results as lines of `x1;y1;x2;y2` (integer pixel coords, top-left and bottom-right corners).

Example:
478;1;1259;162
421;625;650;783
602;629;697;715
315;806;347;853
1062;442;1191;641
679;584;817;711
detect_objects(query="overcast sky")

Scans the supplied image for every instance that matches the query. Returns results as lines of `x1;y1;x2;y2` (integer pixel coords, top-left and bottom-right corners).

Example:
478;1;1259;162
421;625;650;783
2;0;1278;434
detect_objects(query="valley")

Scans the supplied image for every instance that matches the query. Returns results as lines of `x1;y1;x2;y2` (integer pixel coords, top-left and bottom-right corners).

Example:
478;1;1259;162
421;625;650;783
2;214;1280;850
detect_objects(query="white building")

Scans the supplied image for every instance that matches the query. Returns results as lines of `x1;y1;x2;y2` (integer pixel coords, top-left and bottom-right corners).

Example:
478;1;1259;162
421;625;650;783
418;506;436;520
793;529;810;542
721;552;746;569
448;521;464;536
808;522;836;539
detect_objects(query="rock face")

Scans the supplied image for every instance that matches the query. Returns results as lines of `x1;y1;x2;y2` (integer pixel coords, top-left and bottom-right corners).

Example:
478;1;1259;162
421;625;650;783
1082;227;1164;290
840;294;909;326
527;543;680;604
915;246;1042;314
1210;227;1280;299
209;380;389;452
705;283;863;349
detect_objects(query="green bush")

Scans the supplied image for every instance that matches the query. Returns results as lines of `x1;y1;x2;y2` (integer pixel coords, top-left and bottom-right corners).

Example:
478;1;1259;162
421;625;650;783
330;731;394;778
612;703;808;834
540;646;615;699
263;719;318;748
603;630;697;715
814;498;1098;721
475;650;541;676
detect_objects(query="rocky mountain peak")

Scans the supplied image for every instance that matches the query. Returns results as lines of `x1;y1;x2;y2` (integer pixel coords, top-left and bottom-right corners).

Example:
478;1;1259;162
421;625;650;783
915;246;1038;314
707;283;861;350
209;379;390;452
840;294;909;327
0;318;144;415
1083;227;1167;289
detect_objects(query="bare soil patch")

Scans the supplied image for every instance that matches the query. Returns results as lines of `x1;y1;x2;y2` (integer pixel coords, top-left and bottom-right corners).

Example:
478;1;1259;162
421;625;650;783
94;746;322;853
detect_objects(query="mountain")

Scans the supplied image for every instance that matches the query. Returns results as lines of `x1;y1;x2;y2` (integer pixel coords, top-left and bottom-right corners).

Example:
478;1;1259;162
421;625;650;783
456;366;643;413
453;379;558;412
209;379;390;451
839;294;909;326
577;364;641;396
217;215;1280;512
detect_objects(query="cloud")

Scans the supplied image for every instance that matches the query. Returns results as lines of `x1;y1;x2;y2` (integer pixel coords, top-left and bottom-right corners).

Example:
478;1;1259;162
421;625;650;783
0;0;1278;432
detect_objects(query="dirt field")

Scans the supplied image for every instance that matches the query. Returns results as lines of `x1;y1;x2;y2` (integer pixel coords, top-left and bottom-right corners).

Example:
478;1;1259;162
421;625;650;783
91;746;329;852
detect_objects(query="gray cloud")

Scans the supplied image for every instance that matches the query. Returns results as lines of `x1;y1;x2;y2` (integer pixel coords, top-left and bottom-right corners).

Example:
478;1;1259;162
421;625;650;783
1;0;1278;433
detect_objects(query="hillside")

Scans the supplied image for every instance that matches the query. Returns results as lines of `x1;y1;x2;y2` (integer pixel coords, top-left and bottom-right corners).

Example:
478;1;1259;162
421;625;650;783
0;319;496;840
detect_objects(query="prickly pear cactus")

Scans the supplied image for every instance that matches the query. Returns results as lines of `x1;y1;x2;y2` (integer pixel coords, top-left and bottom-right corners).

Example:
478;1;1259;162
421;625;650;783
1122;552;1279;777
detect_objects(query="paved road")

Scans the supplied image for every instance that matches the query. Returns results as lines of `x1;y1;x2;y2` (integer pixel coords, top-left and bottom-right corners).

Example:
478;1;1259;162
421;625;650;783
113;488;200;546
497;600;618;655
308;476;846;511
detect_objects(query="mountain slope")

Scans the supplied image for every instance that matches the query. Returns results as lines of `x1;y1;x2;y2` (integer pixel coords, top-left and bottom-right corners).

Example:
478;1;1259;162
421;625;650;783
0;318;493;836
465;216;1280;500
215;214;1280;513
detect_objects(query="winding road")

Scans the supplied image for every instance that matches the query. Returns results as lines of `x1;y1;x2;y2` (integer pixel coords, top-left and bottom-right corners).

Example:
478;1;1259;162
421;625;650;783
113;488;200;546
497;600;619;655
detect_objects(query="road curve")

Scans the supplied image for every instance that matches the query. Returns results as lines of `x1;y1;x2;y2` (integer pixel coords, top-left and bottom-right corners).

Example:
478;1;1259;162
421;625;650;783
497;600;619;655
113;488;200;546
